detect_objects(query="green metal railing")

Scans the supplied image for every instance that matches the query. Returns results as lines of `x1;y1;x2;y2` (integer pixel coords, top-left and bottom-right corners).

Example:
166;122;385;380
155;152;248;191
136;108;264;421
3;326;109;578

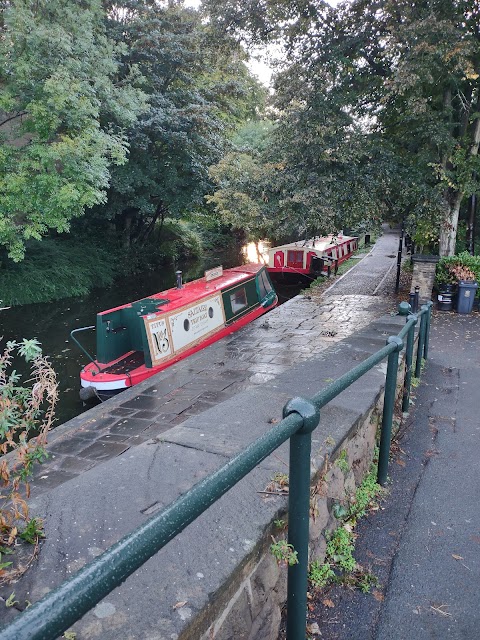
0;301;433;640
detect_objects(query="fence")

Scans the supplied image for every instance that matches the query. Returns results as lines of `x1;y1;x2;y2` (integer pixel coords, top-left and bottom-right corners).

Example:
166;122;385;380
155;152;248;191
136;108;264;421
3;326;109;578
0;301;433;640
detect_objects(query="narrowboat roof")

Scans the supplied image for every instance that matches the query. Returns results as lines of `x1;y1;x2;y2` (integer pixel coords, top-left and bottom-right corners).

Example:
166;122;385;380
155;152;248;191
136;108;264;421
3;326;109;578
98;263;265;317
268;234;357;253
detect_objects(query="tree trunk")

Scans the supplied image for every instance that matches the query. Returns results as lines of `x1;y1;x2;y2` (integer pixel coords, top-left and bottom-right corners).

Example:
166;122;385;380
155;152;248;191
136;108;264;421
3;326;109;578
466;193;476;255
439;192;462;256
122;213;133;249
439;101;480;256
135;201;167;246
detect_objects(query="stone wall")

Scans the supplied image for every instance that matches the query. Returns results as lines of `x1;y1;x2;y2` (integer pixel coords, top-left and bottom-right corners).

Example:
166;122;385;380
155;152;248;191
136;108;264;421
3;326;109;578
411;255;439;304
192;380;406;639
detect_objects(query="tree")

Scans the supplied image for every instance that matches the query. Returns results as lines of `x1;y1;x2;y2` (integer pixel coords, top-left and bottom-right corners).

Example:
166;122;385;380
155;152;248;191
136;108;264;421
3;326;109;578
96;0;266;248
0;0;146;261
205;0;480;255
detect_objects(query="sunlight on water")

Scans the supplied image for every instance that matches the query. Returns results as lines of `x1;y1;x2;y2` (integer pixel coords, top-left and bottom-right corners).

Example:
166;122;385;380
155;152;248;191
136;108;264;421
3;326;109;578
242;241;269;264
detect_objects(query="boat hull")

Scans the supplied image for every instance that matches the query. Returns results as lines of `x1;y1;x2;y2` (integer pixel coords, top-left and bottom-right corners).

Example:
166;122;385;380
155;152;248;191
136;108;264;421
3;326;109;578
80;303;273;393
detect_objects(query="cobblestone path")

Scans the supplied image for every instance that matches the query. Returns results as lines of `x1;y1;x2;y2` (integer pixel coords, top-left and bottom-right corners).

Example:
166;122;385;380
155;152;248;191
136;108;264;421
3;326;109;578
324;225;400;297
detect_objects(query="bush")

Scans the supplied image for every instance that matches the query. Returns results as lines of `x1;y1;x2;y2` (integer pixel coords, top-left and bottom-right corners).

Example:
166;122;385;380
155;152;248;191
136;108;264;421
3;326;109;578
0;338;57;583
435;252;480;287
0;238;119;306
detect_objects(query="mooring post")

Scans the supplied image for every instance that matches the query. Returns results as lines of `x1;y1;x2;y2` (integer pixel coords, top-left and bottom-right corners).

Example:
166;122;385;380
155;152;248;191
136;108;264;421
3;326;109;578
283;398;320;640
378;336;403;486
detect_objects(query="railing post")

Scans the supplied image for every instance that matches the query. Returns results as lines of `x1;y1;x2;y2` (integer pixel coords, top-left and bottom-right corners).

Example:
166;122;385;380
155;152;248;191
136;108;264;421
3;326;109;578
398;302;417;413
377;336;404;486
415;305;428;377
283;397;320;640
423;301;433;360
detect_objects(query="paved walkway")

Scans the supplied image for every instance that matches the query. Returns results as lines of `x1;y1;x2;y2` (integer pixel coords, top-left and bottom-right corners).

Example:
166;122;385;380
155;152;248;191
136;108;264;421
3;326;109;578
325;226;400;296
375;312;480;640
308;308;480;638
0;231;406;639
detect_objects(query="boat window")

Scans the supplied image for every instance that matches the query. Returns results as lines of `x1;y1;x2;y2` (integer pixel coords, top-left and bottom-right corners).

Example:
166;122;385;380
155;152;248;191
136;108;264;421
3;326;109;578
230;288;248;313
258;270;273;298
287;250;304;267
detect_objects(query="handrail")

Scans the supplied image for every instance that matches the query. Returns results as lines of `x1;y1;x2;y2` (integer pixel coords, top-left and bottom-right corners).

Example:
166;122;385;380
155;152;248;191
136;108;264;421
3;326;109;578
0;300;433;640
69;326;101;373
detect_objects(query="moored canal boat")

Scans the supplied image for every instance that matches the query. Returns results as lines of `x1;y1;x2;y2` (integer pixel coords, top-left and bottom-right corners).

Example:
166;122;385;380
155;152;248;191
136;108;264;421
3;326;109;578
71;265;277;400
266;234;358;281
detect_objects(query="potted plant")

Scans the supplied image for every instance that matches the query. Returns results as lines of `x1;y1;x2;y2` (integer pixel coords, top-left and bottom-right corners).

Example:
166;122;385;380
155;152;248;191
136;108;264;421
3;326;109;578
435;252;480;313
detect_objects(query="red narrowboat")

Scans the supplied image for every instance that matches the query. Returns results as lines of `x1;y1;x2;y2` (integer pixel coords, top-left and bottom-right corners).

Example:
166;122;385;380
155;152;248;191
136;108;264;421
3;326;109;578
71;265;277;400
266;234;358;280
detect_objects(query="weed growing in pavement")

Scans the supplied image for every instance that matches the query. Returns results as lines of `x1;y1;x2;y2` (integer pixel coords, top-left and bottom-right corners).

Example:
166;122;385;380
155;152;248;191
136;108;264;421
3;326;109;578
309;559;335;588
308;460;386;593
0;338;57;584
18;518;45;545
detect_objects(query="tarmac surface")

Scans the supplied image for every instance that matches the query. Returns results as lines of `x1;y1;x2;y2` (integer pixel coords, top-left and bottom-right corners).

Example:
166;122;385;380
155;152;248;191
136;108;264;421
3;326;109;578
307;304;480;637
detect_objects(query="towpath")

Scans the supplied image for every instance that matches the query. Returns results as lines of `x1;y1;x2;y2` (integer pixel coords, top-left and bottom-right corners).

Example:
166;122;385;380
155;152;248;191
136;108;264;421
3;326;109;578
306;307;480;638
0;227;405;638
324;225;400;297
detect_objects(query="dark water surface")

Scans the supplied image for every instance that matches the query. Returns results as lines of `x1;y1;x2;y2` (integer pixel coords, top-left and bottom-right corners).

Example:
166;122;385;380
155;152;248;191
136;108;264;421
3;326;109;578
1;253;302;427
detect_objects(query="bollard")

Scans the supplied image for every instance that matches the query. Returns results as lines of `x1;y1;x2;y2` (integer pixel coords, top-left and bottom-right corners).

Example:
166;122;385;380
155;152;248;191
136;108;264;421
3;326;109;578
408;291;416;312
414;286;420;312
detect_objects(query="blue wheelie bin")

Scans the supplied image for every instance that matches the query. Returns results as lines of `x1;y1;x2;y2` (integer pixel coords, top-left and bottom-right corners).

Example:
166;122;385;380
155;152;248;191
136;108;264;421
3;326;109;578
456;280;478;314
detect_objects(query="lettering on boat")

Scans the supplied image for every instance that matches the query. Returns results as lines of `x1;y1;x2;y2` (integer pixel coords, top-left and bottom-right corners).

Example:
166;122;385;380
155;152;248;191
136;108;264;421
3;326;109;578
169;294;225;352
205;265;223;282
144;317;172;366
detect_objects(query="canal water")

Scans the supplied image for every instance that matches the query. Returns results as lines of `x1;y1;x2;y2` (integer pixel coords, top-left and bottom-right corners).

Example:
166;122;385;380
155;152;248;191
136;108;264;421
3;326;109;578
1;252;303;427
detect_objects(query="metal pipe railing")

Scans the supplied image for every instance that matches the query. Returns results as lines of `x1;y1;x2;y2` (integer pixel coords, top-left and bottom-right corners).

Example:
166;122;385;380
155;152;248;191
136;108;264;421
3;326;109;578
0;301;433;640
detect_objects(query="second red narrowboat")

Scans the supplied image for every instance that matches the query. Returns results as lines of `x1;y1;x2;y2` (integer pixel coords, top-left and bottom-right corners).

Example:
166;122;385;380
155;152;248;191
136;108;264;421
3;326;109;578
266;234;358;280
